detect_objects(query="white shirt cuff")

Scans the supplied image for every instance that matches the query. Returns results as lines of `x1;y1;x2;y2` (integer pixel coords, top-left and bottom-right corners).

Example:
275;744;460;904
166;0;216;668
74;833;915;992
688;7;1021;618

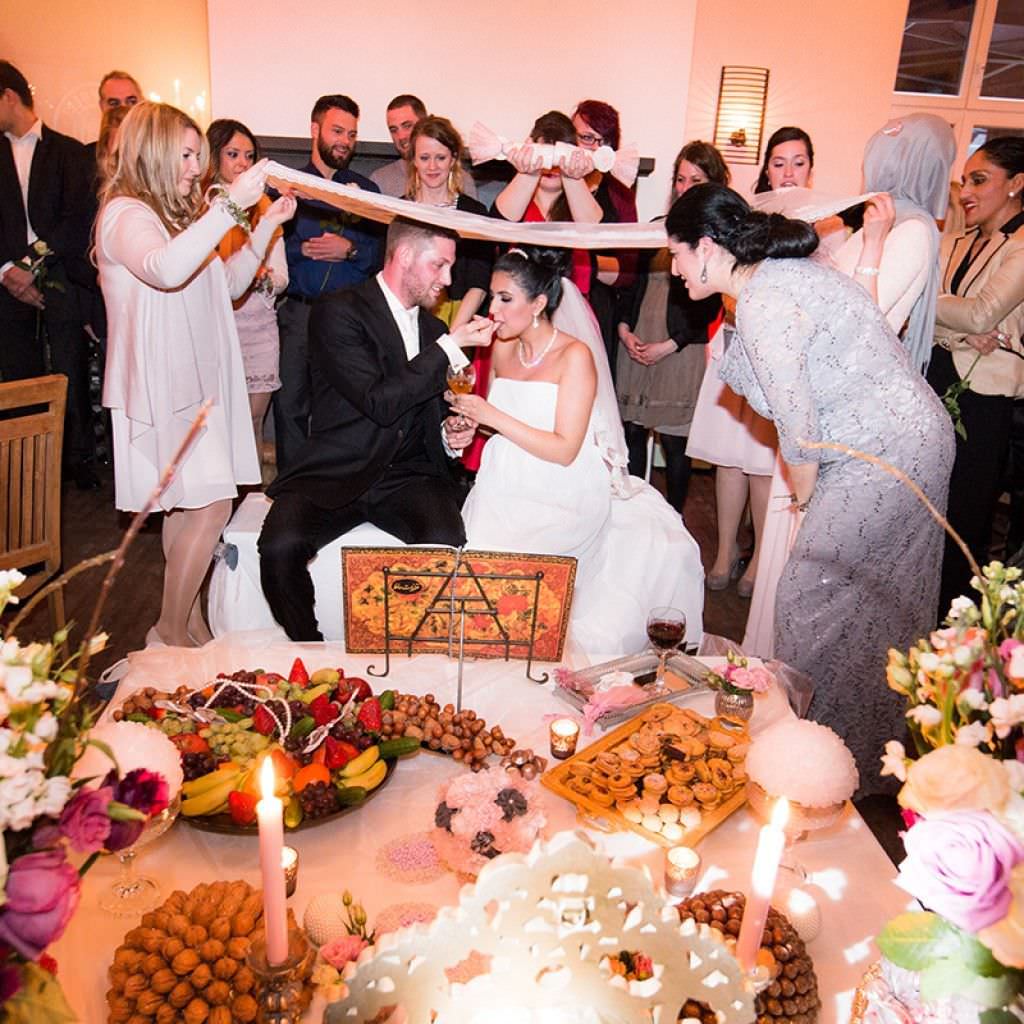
436;333;470;370
440;424;463;459
0;261;15;279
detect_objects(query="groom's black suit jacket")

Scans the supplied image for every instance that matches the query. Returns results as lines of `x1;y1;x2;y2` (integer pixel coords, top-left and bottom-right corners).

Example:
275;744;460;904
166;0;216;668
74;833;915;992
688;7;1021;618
268;277;454;509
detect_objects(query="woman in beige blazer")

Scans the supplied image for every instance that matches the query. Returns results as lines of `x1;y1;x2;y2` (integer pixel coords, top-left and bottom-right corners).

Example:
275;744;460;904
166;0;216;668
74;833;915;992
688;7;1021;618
929;136;1024;617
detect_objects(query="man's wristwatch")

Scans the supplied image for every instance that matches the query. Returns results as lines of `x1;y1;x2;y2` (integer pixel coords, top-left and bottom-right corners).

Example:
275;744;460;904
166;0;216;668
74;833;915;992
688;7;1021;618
346;246;360;261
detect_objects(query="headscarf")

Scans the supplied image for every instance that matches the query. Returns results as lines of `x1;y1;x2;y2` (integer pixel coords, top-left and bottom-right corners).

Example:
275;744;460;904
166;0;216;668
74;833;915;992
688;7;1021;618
861;112;956;374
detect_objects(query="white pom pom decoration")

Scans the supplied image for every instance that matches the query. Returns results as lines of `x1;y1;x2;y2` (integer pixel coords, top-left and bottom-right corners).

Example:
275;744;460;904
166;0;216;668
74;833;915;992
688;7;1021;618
74;719;184;799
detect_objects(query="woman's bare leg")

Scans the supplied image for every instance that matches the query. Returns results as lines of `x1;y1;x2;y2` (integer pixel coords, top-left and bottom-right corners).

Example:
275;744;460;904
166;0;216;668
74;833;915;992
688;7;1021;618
710;466;748;578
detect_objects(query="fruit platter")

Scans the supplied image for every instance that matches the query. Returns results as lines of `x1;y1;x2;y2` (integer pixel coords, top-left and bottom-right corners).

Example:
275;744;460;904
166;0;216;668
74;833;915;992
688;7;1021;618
112;657;421;832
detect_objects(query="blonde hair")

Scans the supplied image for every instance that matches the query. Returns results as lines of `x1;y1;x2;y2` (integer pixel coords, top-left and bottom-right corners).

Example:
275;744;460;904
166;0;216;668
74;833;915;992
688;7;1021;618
100;102;208;235
407;116;465;200
96;104;131;188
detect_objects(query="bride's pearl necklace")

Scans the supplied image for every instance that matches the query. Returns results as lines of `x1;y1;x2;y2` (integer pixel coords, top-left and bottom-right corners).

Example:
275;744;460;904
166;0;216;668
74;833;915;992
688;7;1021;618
518;328;558;369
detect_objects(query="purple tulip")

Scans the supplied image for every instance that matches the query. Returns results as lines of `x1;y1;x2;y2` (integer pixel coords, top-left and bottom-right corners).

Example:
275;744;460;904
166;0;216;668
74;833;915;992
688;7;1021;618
58;786;113;854
0;850;80;960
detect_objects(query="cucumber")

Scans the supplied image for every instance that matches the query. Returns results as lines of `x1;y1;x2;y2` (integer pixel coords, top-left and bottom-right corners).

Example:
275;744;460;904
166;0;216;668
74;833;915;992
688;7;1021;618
289;716;316;740
378;736;421;759
380;689;396;711
336;786;367;806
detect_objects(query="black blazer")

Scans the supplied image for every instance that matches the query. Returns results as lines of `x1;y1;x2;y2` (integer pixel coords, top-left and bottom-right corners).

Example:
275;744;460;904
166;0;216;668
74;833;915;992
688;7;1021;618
0;124;93;302
268;278;454;508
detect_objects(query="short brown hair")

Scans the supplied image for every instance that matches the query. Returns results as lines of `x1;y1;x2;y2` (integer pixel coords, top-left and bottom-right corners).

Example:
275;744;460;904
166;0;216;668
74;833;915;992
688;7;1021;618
384;217;457;263
98;70;141;100
387;94;426;118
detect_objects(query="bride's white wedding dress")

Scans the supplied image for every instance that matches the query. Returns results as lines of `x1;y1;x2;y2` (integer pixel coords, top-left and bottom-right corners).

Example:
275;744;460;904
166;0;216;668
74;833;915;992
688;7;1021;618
462;376;705;657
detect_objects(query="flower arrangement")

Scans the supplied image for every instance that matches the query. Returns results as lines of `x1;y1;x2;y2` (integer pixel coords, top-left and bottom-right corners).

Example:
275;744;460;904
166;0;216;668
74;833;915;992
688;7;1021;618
705;650;774;697
875;562;1024;1016
0;570;170;1023
604;949;654;982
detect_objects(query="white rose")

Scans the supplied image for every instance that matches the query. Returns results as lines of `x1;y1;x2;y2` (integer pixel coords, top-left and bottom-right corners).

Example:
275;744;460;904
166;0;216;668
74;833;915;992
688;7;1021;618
0;771;41;805
37;775;71;818
990;694;1024;739
880;740;908;782
955;720;992;748
907;704;943;727
959;688;989;711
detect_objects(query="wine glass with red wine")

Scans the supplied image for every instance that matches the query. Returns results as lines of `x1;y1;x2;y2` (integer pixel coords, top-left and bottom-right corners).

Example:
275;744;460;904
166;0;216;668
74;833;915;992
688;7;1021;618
646;606;686;690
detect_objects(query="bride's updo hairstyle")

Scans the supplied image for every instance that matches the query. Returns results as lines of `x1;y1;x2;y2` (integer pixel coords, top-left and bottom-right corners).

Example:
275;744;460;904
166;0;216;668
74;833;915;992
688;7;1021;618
665;183;818;266
494;246;572;315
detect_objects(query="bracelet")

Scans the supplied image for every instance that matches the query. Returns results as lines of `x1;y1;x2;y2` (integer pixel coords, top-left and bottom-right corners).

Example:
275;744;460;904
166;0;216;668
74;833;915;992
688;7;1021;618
206;185;251;234
854;265;880;277
789;493;811;513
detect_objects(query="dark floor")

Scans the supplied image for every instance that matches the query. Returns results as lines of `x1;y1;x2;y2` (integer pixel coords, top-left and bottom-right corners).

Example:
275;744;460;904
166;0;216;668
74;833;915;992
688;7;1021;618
4;461;906;865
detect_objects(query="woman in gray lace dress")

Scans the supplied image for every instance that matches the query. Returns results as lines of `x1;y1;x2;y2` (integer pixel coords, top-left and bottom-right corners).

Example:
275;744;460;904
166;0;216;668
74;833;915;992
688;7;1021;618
666;184;955;796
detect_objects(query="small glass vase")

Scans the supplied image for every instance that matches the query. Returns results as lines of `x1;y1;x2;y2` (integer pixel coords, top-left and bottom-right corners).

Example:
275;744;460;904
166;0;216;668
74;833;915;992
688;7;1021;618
714;687;754;724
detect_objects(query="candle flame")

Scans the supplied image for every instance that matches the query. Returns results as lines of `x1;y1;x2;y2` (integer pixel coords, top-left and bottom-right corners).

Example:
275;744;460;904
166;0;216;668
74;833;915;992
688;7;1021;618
260;757;276;801
771;797;790;830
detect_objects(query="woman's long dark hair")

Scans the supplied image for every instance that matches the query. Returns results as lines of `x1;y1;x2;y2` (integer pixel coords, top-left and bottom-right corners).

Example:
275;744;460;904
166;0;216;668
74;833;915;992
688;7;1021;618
666;183;818;265
529;110;576;223
754;126;814;194
206;118;260;188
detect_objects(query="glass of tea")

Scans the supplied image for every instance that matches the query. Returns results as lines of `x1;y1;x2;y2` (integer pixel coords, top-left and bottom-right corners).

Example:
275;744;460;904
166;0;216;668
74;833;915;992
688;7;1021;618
646;605;686;690
446;364;477;428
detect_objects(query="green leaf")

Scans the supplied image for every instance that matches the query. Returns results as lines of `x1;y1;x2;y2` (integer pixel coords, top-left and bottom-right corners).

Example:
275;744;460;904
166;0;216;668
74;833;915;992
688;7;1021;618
960;971;1024;1009
960;931;1010;978
3;963;78;1023
980;1009;1019;1024
217;708;245;723
877;913;961;971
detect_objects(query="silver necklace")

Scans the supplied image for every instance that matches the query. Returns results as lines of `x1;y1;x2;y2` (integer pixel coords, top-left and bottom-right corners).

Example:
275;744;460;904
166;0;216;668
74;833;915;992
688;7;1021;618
518;328;558;369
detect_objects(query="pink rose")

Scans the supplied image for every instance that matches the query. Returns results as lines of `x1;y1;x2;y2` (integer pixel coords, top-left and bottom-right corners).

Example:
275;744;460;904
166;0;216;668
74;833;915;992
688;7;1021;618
320;934;368;969
895;811;1024;933
58;786;113;854
0;850;80;960
729;666;773;694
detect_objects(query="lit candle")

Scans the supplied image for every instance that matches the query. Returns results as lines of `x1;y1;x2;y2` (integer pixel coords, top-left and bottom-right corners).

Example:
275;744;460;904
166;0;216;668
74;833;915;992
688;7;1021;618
282;845;299;899
664;846;701;897
735;797;789;972
549;718;580;759
257;758;289;965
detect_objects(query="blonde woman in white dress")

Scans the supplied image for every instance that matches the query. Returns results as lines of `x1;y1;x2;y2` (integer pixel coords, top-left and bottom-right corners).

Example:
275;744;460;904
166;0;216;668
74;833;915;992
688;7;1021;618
96;102;295;647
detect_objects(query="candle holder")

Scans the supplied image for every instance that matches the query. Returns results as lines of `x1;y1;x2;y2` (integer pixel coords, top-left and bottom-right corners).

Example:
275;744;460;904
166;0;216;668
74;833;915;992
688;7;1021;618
282;846;299;899
247;929;311;1024
549;718;580;759
664;846;701;898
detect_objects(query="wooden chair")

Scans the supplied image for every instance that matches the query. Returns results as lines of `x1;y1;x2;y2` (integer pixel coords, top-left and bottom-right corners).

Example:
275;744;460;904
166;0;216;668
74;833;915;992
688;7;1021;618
0;375;67;634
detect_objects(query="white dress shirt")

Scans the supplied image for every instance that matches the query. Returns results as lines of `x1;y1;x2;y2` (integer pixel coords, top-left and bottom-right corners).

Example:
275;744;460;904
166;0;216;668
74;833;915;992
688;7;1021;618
1;118;42;279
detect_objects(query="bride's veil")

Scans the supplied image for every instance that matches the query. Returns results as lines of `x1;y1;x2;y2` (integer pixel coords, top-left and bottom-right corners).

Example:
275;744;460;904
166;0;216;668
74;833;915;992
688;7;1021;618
552;278;640;499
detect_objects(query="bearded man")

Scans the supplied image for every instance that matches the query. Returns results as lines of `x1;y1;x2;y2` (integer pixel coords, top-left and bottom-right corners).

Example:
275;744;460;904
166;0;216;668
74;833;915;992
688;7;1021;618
273;94;383;472
259;218;495;640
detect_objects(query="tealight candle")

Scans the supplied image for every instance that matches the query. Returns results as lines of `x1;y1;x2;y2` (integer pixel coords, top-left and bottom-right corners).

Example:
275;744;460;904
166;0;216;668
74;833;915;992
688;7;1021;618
549;718;580;759
282;846;299;899
664;846;701;897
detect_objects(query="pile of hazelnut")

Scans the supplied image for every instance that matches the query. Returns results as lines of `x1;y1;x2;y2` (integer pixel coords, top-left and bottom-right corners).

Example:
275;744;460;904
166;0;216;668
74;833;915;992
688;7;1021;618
105;880;311;1024
112;686;189;721
379;693;515;770
676;889;820;1024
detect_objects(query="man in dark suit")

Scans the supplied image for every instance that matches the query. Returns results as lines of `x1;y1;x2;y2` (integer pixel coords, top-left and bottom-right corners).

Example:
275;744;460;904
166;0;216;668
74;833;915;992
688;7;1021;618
258;218;495;640
0;60;97;486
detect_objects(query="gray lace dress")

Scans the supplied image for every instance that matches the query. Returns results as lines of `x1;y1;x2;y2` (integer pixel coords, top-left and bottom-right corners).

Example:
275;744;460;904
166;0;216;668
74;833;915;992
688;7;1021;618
720;259;955;797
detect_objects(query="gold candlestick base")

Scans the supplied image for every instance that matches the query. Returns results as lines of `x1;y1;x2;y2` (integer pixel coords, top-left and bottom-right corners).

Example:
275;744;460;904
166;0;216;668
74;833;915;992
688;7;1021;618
247;929;312;1024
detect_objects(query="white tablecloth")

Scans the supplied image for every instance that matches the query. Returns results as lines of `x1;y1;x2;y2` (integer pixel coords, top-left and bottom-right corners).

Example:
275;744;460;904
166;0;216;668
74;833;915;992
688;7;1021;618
54;636;908;1023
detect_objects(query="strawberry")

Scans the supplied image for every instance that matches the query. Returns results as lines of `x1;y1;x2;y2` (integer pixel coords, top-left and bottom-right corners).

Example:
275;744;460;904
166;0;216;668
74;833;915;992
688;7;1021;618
310;696;339;728
336;677;371;704
228;790;258;827
252;705;277;736
147;707;166;721
357;696;382;733
288;658;310;686
170;733;210;756
324;737;359;770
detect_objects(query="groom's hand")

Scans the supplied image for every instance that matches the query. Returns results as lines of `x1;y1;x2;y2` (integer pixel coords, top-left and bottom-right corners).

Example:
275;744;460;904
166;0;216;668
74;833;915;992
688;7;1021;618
443;414;477;453
450;315;496;349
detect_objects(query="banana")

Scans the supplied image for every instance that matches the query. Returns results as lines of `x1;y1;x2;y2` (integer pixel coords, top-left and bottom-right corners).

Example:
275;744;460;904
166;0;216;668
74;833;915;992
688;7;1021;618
182;772;240;816
340;745;380;779
339;758;387;792
182;763;240;799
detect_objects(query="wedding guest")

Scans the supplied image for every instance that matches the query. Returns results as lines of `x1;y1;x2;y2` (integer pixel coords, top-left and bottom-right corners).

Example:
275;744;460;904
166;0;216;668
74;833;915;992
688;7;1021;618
258;218;496;641
0;60;99;489
273;94;381;475
617;141;728;512
98;70;141;113
928;136;1024;617
667;182;954;795
687;127;816;596
95;102;296;646
370;93;425;198
207;118;288;478
93;104;130;190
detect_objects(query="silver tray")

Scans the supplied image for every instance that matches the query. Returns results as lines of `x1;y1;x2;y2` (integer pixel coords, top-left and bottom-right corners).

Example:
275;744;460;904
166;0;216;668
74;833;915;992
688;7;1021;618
554;651;713;727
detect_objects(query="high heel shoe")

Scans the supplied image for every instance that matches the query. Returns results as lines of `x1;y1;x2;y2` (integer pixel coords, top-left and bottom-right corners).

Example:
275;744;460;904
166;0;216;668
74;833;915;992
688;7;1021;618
144;627;167;648
706;556;741;591
736;575;755;599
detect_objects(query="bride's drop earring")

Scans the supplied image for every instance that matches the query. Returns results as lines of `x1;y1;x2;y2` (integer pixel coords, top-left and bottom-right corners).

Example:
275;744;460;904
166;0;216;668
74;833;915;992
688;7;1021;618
700;264;708;284
532;313;540;329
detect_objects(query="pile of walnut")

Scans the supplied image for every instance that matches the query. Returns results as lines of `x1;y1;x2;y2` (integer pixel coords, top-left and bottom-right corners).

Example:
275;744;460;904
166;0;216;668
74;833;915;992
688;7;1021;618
106;880;311;1024
379;693;515;770
676;889;820;1024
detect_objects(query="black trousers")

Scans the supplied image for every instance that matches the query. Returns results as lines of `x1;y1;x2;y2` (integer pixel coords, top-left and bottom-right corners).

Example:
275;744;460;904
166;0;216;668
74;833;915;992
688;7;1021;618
258;468;466;641
928;347;1014;618
0;269;94;466
272;298;312;475
624;421;692;511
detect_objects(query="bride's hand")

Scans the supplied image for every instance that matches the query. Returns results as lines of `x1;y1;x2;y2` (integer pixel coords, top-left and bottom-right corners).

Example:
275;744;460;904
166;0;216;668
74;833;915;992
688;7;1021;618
449;392;491;428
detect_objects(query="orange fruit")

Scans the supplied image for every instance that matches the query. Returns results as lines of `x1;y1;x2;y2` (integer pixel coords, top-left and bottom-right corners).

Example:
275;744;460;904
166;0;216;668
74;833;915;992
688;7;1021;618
292;763;331;793
268;746;298;781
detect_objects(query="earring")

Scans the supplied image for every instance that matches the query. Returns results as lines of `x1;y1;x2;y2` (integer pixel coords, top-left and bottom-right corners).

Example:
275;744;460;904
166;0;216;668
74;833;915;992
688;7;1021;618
1011;191;1017;198
700;264;708;284
532;313;540;329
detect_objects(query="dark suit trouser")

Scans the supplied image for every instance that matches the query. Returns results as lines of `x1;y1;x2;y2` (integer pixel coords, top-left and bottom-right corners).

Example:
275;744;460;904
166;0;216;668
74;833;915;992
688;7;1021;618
0;276;94;465
272;298;312;475
258;468;467;641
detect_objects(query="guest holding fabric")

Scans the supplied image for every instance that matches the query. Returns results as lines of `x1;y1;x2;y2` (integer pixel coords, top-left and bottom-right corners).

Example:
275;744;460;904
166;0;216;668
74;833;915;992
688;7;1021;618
207;118;289;477
95;102;296;647
616;140;728;512
667;183;954;795
928;136;1024;618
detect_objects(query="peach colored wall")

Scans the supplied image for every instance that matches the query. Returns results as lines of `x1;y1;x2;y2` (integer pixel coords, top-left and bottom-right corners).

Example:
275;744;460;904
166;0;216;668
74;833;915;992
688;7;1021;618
684;0;908;198
0;1;211;143
206;0;699;220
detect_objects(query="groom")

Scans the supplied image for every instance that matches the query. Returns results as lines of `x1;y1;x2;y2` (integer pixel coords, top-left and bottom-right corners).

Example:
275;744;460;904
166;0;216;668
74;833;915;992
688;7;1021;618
258;217;495;640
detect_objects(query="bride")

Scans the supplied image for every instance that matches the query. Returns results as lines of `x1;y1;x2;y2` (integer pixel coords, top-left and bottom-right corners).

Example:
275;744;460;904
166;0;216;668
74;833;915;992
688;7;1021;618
451;247;704;656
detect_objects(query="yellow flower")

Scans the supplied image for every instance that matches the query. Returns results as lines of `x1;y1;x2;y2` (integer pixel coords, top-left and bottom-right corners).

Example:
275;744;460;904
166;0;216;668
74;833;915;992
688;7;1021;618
900;745;1009;816
977;864;1024;968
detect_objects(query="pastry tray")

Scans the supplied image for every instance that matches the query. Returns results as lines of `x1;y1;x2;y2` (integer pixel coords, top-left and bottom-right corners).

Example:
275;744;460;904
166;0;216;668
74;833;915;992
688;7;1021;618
541;702;747;849
554;651;713;727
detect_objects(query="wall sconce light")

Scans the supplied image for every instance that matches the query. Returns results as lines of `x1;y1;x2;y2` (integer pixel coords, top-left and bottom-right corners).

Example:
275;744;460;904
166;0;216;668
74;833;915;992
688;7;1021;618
713;66;770;166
